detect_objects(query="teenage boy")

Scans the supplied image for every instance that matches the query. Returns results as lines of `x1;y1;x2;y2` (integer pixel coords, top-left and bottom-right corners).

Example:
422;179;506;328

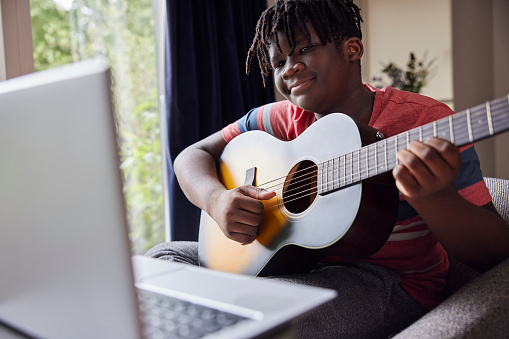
148;0;509;337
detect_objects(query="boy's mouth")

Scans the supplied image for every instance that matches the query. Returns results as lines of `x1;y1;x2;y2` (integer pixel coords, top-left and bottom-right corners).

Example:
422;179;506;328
289;78;314;95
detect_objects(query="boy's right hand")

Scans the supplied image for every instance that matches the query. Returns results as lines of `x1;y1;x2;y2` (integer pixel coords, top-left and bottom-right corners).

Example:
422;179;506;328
210;186;276;244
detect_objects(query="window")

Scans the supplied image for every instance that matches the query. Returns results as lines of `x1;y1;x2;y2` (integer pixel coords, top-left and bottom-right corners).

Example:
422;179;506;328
29;0;166;254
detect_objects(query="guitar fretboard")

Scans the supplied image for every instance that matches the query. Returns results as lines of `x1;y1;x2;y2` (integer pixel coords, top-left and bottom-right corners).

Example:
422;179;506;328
317;94;509;195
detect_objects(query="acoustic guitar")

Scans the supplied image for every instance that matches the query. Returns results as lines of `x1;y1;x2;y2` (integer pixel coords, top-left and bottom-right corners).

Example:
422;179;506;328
198;95;509;277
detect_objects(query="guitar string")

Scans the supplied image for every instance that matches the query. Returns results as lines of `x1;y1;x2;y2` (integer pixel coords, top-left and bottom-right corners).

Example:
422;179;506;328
260;130;509;210
252;108;506;193
263;136;509;208
256;105;507;193
255;103;509;194
260;111;507;198
260;122;509;204
256;108;509;207
261;125;484;209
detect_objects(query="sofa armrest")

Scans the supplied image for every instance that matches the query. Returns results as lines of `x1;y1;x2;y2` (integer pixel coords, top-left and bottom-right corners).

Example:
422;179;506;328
394;257;509;338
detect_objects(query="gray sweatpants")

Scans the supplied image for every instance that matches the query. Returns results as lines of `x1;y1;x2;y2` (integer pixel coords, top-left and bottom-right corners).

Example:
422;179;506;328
146;241;427;339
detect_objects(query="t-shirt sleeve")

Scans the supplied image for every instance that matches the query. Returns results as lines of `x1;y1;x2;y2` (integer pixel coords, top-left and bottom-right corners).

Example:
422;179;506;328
221;100;311;143
418;106;491;206
423;104;492;206
454;145;492;206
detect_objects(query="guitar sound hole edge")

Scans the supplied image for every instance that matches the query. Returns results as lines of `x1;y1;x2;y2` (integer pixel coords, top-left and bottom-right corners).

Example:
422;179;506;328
282;160;318;214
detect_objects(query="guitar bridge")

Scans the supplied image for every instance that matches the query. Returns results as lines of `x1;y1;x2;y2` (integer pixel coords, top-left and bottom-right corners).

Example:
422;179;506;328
244;167;257;186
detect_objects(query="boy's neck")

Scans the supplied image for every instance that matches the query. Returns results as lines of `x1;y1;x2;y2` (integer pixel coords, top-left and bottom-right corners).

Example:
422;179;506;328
314;85;375;124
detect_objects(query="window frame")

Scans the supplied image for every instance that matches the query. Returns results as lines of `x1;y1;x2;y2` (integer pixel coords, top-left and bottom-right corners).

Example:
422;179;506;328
0;0;34;80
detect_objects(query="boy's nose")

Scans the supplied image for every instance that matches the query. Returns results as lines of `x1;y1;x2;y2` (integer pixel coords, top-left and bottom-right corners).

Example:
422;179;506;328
282;61;305;80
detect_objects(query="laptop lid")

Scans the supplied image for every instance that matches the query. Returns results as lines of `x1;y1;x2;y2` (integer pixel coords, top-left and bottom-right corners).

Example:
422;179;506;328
0;60;142;339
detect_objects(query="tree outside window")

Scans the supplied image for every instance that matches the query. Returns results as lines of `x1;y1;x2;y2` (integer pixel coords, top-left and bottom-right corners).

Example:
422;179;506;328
30;0;165;254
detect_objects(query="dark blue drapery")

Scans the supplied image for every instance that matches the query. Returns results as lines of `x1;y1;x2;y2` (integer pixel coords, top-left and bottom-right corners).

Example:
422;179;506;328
164;0;274;241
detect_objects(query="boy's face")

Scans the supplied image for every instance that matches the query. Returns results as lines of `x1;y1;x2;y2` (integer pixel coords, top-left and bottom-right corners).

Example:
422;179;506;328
267;23;360;115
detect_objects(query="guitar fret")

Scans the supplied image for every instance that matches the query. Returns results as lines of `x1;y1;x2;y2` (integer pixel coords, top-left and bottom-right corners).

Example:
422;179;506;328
344;154;348;186
406;131;410;149
324;160;328;192
350;153;353;184
324;160;329;192
384;139;388;171
324;162;328;192
317;163;321;194
355;151;361;181
316;163;322;195
374;144;378;175
449;115;454;143
394;135;399;166
440;120;449;140
351;152;356;183
466;108;473;142
343;154;348;186
333;157;339;190
329;159;334;191
322;161;326;193
327;159;331;192
337;156;341;188
408;128;417;147
365;147;369;179
321;161;326;194
486;101;494;136
336;157;341;188
342;154;346;187
433;121;437;137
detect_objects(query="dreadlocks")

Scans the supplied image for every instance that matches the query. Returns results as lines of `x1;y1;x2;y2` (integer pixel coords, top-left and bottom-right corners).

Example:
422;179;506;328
246;0;363;86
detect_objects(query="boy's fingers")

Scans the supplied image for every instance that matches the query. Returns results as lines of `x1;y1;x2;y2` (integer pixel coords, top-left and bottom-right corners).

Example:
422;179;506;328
424;137;462;170
400;139;460;179
239;185;276;200
393;164;419;196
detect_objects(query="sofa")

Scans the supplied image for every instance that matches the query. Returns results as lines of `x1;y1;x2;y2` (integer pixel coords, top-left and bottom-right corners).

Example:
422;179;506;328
394;177;509;338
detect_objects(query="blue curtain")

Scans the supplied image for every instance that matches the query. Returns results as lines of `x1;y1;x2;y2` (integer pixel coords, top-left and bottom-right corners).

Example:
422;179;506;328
164;0;275;241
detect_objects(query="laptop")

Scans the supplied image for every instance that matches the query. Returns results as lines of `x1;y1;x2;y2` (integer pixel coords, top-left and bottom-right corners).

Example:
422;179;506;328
0;60;336;339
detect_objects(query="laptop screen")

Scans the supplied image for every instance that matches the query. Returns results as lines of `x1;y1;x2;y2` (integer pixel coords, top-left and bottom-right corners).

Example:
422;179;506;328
0;60;142;339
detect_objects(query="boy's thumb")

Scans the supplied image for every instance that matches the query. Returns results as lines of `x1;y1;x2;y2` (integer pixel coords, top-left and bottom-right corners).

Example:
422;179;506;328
240;185;276;200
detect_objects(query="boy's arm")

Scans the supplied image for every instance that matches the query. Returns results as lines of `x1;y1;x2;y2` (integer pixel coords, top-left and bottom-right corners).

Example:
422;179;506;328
394;137;509;272
173;131;275;244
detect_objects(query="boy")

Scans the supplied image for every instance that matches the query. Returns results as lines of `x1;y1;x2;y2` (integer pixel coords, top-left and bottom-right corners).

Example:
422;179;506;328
148;0;509;337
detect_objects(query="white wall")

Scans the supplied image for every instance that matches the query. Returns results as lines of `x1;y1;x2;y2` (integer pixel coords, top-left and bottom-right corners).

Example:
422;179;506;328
361;0;453;104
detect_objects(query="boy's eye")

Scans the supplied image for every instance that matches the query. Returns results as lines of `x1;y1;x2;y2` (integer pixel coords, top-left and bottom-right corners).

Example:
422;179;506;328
299;45;314;53
273;60;285;69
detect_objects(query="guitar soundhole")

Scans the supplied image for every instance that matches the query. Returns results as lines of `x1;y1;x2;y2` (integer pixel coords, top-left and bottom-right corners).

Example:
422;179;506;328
282;160;318;214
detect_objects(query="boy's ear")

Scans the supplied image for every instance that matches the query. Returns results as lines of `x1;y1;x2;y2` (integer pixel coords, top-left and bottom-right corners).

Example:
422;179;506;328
345;37;363;62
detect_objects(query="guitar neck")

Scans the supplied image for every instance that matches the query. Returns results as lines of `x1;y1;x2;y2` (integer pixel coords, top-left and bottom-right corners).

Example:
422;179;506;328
317;94;509;195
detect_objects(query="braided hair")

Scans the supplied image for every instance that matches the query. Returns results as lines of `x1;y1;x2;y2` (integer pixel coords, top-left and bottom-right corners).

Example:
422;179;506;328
246;0;363;85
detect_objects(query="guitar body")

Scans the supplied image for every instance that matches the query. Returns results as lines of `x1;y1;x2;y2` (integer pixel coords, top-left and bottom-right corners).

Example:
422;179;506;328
198;113;398;276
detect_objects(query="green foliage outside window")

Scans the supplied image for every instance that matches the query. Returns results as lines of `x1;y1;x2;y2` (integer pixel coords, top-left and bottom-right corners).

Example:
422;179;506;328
30;0;165;254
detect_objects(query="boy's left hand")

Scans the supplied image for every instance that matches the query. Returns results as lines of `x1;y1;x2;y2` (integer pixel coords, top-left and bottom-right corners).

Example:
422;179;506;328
393;137;462;200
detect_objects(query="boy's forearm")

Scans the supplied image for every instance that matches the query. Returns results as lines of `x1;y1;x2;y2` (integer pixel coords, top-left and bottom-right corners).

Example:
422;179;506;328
174;147;226;215
173;132;228;215
407;187;509;272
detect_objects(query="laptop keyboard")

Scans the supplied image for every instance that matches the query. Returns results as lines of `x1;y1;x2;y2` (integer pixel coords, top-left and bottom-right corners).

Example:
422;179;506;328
138;289;249;339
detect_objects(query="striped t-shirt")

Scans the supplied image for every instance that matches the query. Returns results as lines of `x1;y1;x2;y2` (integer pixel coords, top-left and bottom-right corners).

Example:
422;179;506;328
222;84;492;310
